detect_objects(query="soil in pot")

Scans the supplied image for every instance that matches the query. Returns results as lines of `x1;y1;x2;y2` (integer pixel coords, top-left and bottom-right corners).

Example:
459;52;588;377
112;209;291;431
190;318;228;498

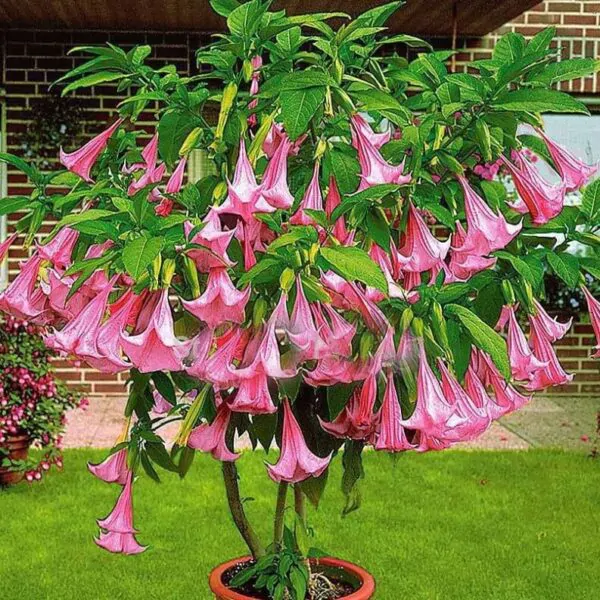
0;433;30;486
223;560;357;599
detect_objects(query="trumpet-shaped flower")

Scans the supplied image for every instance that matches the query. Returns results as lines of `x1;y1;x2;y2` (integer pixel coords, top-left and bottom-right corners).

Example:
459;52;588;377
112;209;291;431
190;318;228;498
88;449;129;485
525;317;573;390
320;375;378;440
289;162;324;227
457;175;521;254
185;212;236;272
121;289;192;373
374;371;414;452
505;305;548;382
127;133;167;195
325;176;351;244
267;399;332;484
95;531;146;555
0;254;48;321
182;268;250;328
351;113;391;150
351;114;410;190
397;204;450;273
189;404;239;462
165;157;187;194
536;127;598;192
60;119;123;182
529;299;572;342
97;472;136;534
0;232;17;262
262;137;294;210
287;277;326;360
37;228;79;271
500;154;566;225
311;302;355;358
581;285;600;358
215;138;274;221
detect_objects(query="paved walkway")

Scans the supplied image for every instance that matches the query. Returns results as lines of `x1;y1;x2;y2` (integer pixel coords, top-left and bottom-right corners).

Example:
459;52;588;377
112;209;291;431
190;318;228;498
63;396;532;450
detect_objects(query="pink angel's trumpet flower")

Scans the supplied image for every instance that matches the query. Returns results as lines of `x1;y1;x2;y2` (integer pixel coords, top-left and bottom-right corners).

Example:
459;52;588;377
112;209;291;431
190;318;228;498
189;404;239;462
95;531;146;555
476;351;530;418
374;371;415;452
369;244;409;299
85;290;137;374
216;138;274;222
202;327;247;390
229;294;296;414
0;232;17;262
96;472;136;534
525;318;573;391
182;327;215;381
505;305;548;382
165;157;187;194
348;282;390;335
311;303;355;358
289;162;324;227
262;137;294;210
351;113;391;150
351;114;411;190
500;153;566;225
397;204;451;273
44;275;117;358
95;473;146;555
185;212;236;272
413;431;454;452
37;228;79;271
263;123;306;159
60;118;123;182
448;248;497;282
399;342;456;435
267;399;332;484
457;175;521;254
304;356;358;387
320;270;362;312
582;285;600;358
287;277;327;360
437;360;490;441
325;176;352;244
320;374;378;440
40;270;89;321
182;268;250;328
121;289;192;373
536;127;598;192
152;390;172;415
88;448;129;485
237;221;257;271
529;299;572;342
0;254;48;321
127;133;167;196
464;364;492;414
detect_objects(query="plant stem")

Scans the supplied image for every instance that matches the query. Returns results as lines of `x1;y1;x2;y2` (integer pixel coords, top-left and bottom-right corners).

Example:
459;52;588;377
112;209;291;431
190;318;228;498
222;461;265;559
273;481;289;551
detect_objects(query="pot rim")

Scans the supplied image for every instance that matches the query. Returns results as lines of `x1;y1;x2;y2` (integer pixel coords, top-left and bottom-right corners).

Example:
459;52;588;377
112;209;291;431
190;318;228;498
209;555;375;600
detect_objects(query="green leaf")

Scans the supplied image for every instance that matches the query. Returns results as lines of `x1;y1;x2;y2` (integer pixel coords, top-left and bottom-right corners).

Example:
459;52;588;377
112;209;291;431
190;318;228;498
341;440;365;516
300;469;329;509
280;87;325;141
350;89;410;121
279;70;332;91
326;149;360;195
320;246;387;294
547;251;580;288
582;179;600;220
227;0;266;37
445;303;511;379
0;195;32;216
0;152;40;184
267;226;318;252
57;209;116;227
238;256;281;286
158;111;201;166
122;235;164;280
377;33;432;50
532;58;600;84
480;180;507;211
209;0;240;17
491;89;589;115
474;119;492;162
526;27;556;55
151;372;176;406
62;71;127;95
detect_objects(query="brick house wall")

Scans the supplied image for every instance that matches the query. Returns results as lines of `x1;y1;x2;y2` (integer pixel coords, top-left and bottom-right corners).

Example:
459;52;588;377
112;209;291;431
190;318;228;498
0;0;598;398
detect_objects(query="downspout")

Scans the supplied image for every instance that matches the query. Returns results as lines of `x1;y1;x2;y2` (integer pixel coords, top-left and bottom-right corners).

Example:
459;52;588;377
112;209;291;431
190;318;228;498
0;29;7;289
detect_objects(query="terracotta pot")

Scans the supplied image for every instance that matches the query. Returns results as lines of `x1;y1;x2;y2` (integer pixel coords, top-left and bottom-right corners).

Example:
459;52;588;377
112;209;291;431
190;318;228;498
209;556;375;600
0;433;30;486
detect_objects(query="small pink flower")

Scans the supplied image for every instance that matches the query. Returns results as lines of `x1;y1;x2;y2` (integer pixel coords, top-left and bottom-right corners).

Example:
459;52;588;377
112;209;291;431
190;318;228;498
88;448;129;485
289;162;324;227
581;285;600;358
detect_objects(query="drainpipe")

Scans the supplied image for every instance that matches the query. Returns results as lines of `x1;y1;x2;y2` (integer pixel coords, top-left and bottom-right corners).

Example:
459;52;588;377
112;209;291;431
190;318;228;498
0;88;6;289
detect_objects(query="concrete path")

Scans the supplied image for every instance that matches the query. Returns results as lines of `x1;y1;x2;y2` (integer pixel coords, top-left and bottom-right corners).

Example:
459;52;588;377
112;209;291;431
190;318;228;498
62;396;532;450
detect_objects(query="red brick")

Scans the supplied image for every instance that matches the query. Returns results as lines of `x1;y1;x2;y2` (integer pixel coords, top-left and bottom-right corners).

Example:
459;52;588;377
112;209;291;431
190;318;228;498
548;2;581;11
583;3;600;13
528;12;562;24
564;14;597;24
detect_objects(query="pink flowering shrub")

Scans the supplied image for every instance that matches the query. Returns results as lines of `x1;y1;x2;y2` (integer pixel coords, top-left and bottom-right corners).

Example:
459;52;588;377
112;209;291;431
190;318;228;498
1;0;600;595
0;315;86;482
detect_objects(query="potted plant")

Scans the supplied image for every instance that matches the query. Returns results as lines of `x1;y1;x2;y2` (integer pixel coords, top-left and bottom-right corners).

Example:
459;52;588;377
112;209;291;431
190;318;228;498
0;314;86;486
1;0;600;597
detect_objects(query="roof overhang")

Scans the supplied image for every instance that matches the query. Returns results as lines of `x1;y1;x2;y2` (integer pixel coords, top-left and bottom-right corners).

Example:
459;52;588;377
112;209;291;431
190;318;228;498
0;0;540;37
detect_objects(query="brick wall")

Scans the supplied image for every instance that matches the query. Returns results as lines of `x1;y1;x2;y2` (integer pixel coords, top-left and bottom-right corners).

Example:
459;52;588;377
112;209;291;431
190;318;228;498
1;0;599;397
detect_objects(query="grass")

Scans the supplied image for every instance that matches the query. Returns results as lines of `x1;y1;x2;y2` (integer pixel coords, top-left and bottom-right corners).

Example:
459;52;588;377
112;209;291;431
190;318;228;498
1;450;599;600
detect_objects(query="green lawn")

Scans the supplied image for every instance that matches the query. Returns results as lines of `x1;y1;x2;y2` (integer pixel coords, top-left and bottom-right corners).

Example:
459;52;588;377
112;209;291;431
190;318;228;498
1;450;599;600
